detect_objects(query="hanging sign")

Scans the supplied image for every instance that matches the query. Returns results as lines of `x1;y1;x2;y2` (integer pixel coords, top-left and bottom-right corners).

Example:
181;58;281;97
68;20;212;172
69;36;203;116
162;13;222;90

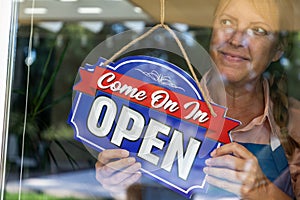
68;56;240;198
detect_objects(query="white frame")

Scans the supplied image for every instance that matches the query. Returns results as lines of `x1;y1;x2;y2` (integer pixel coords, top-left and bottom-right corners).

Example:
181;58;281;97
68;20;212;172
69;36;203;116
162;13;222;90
0;0;17;199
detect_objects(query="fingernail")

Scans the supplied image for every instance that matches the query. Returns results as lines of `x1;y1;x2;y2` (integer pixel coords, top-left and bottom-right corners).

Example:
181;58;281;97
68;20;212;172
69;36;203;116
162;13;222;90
210;150;216;157
127;157;136;164
134;172;142;179
135;162;142;169
121;150;130;157
203;167;208;174
131;162;142;171
205;158;212;165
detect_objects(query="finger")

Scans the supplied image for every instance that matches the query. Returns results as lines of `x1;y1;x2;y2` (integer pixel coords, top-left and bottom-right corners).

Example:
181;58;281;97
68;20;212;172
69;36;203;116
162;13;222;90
205;154;247;171
206;175;242;196
97;157;137;178
97;149;130;165
100;162;142;185
104;171;142;194
211;143;253;159
203;167;247;184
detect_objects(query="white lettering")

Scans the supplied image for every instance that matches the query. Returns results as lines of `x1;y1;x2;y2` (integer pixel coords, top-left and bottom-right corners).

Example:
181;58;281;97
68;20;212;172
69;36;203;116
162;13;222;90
97;72;115;89
87;96;117;137
184;101;209;123
138;119;171;165
87;95;204;181
97;72;147;101
111;106;145;146
161;130;201;180
151;90;179;112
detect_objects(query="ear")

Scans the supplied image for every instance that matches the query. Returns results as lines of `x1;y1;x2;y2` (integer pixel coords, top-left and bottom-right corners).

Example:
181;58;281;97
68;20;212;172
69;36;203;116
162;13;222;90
272;37;287;62
272;49;284;62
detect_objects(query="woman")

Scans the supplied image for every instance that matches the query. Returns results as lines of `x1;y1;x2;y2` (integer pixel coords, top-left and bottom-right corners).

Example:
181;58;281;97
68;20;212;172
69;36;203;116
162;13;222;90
95;0;300;199
202;0;300;199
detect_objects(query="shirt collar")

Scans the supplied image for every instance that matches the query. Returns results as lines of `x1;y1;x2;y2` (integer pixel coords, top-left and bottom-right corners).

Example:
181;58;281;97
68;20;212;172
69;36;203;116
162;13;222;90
200;72;271;132
201;73;281;150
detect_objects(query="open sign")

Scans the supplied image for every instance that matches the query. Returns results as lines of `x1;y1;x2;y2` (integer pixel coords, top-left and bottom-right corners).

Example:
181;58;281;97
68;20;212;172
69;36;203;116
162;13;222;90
68;56;240;198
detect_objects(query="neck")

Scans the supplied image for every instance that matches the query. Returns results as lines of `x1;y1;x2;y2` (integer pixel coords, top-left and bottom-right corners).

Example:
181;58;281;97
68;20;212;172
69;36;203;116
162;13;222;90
226;77;265;128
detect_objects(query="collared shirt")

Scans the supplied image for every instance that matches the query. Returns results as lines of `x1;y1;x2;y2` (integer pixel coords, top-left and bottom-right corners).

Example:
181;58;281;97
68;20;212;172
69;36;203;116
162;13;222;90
201;71;300;199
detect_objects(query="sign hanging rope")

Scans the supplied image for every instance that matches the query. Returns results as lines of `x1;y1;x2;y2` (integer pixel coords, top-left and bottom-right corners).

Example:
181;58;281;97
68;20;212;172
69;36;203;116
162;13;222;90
102;0;216;117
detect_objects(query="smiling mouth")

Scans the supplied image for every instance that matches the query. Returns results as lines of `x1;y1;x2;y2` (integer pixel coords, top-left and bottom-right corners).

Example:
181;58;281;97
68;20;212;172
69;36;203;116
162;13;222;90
220;51;250;62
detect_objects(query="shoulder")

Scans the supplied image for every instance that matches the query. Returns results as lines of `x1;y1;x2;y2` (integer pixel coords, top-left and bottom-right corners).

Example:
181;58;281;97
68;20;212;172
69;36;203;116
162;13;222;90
288;97;300;144
287;98;300;198
289;97;300;108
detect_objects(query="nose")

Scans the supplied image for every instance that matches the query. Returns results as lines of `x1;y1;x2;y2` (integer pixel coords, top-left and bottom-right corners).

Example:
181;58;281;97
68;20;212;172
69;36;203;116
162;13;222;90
228;30;248;48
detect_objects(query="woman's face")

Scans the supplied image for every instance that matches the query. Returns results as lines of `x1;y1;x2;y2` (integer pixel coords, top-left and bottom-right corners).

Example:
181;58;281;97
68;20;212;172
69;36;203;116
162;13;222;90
210;0;283;85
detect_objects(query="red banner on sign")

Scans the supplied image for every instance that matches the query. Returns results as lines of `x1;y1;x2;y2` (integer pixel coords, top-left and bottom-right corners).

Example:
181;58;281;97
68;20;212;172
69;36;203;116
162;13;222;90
74;66;239;144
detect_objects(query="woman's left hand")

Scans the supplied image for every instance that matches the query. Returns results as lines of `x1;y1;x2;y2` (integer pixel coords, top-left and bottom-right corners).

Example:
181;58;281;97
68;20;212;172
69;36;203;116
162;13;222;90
203;142;270;199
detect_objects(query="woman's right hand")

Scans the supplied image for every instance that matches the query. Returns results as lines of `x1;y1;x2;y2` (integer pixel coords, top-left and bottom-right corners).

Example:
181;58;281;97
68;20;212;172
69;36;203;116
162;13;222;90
95;149;142;199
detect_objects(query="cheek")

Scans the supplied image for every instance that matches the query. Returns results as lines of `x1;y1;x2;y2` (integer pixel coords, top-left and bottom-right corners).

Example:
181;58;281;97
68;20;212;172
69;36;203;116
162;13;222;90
250;40;278;62
248;44;277;76
210;29;227;48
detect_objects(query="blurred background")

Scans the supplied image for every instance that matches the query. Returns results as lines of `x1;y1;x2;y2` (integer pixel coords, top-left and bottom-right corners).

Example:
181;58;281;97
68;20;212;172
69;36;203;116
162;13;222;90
4;0;300;199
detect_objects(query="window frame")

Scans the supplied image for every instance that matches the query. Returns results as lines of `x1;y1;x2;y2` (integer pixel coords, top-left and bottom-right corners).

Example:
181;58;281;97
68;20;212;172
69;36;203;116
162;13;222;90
0;0;17;199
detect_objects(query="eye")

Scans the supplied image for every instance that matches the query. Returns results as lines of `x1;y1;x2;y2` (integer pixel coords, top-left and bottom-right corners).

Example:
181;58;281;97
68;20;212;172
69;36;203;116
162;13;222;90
220;19;233;27
251;27;269;36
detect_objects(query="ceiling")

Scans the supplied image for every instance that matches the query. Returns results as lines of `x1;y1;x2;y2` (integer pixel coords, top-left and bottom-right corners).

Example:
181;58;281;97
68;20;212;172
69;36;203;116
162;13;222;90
18;0;150;24
131;0;300;30
130;0;219;27
18;0;300;30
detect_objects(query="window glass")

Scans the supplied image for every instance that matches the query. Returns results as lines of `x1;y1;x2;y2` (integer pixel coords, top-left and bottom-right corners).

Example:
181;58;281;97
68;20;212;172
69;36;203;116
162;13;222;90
3;1;300;200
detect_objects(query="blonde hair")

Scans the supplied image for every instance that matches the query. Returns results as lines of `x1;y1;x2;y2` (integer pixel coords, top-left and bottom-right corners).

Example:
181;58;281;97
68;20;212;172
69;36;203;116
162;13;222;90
214;0;294;31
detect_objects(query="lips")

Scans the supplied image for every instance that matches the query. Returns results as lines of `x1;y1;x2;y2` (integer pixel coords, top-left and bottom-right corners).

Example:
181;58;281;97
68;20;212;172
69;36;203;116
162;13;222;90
219;50;250;62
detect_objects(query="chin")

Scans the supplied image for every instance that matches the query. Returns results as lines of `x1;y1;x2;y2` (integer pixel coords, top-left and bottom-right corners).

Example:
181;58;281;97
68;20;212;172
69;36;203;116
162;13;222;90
218;70;245;85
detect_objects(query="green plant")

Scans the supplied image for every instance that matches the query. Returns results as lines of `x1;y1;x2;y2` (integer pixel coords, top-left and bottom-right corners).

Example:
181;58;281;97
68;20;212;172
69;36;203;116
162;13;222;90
8;34;77;171
5;192;88;200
